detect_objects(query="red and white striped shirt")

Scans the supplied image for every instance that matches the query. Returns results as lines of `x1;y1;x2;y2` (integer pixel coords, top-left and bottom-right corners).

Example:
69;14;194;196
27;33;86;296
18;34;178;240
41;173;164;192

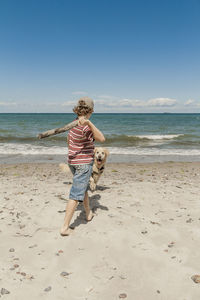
68;124;94;165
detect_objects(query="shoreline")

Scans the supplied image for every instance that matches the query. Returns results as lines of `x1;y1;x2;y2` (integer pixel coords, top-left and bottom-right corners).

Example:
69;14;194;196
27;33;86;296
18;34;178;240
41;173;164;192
1;153;200;165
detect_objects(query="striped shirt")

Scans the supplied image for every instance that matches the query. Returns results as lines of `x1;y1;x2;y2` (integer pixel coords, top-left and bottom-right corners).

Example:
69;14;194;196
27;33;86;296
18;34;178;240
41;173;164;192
68;124;94;165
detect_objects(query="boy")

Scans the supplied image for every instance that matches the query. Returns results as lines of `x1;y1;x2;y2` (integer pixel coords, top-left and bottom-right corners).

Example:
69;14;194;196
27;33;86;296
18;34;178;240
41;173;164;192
60;97;105;236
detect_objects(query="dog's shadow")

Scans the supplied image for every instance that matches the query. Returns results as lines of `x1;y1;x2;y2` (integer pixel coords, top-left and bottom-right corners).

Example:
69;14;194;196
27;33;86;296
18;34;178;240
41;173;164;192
69;193;108;230
95;185;110;191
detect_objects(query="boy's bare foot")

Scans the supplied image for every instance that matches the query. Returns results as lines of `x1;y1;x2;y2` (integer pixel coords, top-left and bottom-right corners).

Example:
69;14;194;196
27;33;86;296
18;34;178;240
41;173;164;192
86;210;94;222
60;227;73;236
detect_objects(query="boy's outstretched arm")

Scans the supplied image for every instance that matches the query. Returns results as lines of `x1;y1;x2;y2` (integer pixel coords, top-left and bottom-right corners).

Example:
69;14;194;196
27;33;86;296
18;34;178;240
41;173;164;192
78;117;105;142
88;120;105;142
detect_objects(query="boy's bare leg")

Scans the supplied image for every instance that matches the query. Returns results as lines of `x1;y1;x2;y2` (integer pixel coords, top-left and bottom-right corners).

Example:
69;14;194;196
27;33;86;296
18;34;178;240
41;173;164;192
83;192;94;221
60;199;78;236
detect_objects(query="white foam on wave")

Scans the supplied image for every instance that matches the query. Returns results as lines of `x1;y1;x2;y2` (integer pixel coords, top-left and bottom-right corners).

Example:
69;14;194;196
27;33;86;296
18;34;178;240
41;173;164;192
131;134;184;140
0;143;67;155
1;143;200;156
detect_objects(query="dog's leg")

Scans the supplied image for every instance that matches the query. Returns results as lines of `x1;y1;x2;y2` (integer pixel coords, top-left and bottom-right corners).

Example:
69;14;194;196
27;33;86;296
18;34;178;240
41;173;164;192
90;177;96;192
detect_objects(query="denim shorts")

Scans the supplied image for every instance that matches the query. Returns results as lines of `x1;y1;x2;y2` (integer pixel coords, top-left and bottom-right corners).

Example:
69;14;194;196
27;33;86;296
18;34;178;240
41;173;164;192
68;162;93;202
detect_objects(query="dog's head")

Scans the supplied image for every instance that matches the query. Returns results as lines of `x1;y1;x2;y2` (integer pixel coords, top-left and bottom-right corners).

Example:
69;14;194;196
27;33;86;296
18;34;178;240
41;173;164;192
94;147;109;166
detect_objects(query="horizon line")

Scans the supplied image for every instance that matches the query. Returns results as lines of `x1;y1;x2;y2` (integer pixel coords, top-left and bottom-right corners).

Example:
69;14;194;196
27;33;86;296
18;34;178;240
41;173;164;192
0;112;199;114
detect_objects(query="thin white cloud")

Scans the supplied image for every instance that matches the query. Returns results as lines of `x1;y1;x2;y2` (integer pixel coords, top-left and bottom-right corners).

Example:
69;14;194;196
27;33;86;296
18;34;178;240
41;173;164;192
94;97;177;108
147;98;177;107
94;99;107;105
119;99;146;107
184;99;195;106
28;95;181;111
0;101;17;106
94;99;118;107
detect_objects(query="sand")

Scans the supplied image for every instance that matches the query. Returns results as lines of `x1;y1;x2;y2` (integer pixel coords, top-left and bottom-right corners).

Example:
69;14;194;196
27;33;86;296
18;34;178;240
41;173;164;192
0;162;200;300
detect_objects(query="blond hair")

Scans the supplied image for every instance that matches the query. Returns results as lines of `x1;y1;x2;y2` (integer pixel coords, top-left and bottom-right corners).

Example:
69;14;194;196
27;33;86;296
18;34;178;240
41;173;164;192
73;98;94;116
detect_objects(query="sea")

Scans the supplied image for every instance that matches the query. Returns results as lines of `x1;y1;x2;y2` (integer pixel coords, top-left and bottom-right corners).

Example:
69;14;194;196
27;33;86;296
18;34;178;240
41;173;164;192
1;113;200;164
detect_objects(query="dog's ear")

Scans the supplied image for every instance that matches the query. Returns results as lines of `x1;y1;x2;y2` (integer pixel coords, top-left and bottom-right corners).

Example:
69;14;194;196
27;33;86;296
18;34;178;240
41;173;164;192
94;148;98;160
104;148;109;156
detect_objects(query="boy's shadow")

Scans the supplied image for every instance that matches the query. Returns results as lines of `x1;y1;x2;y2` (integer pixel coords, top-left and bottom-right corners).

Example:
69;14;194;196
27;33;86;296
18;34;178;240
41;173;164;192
69;193;108;229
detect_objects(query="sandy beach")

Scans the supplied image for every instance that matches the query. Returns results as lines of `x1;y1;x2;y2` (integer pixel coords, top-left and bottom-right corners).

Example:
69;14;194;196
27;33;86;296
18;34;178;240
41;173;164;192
1;161;200;299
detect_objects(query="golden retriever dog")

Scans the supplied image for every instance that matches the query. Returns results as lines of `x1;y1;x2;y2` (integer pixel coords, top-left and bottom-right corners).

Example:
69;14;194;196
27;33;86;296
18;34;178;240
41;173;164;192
59;147;109;192
89;147;109;192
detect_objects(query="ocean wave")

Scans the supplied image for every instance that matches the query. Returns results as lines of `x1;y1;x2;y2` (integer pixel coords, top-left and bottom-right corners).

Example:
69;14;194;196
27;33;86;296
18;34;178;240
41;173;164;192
0;135;67;143
0;133;185;141
104;134;186;146
0;143;67;155
1;133;200;148
0;129;13;133
133;134;184;140
1;143;200;156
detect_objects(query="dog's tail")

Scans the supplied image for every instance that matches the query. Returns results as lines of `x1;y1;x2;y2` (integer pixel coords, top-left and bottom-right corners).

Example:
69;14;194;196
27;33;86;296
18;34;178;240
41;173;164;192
59;163;70;173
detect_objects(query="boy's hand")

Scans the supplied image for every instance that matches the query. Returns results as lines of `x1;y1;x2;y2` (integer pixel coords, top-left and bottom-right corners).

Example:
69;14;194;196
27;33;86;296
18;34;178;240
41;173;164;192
78;116;90;126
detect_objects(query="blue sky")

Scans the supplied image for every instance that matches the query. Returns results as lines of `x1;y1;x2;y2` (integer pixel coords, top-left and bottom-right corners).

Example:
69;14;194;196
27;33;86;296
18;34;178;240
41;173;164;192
0;0;199;113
